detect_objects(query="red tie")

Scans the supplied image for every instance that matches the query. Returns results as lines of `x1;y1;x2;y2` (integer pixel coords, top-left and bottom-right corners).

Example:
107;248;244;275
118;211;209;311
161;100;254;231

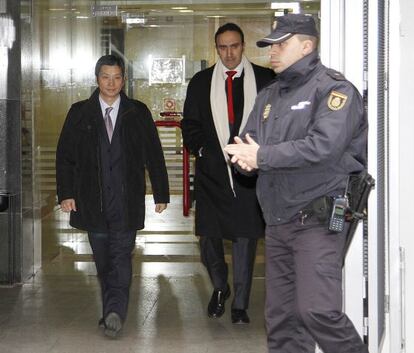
225;70;237;124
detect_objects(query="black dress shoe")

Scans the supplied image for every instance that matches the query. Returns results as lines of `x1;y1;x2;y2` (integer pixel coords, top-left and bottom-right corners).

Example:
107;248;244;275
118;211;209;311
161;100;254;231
231;309;250;324
104;312;122;338
98;317;105;328
207;285;231;318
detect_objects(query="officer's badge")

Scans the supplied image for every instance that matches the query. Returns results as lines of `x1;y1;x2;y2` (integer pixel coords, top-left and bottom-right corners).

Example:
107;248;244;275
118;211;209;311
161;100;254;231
327;91;348;110
263;104;271;121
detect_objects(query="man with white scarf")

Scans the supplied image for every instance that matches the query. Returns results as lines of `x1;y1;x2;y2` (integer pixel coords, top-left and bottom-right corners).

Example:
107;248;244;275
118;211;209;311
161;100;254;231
182;23;274;324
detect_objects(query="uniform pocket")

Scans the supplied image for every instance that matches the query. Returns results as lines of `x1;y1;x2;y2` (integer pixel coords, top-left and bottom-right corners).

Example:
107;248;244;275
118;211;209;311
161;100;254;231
315;262;342;280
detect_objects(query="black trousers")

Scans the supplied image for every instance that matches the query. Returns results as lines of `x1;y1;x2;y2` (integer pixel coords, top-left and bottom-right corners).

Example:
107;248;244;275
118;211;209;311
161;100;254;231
200;236;257;310
88;230;136;322
265;217;369;353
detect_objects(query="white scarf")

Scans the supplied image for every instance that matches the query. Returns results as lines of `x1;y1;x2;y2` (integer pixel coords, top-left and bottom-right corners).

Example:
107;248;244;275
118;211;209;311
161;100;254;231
210;55;257;193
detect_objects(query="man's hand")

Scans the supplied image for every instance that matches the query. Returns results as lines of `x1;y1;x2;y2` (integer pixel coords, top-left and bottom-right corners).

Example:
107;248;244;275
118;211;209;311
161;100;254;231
224;134;259;171
60;198;77;212
155;203;167;213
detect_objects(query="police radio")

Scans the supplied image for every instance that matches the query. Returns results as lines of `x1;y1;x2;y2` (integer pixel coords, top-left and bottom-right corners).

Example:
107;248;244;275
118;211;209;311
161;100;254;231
328;196;348;233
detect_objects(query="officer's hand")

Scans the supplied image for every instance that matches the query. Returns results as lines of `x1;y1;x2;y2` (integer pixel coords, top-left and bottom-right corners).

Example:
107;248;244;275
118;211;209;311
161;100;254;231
235;158;254;172
155;203;167;213
224;134;259;170
60;198;77;212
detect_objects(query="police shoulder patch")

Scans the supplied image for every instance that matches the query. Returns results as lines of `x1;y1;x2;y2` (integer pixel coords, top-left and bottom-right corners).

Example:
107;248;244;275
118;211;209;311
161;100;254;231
328;91;348;110
326;69;345;81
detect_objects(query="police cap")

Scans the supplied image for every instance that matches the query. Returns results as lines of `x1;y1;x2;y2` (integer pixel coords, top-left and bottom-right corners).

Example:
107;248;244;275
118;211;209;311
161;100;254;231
256;14;318;47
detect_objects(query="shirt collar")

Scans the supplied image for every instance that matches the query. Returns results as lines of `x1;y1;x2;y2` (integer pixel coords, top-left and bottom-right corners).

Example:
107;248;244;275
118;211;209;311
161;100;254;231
99;95;120;116
221;61;244;80
99;95;121;120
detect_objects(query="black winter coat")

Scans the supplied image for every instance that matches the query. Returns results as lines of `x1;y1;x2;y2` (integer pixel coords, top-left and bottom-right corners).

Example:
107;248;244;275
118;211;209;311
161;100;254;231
182;63;275;239
56;89;169;232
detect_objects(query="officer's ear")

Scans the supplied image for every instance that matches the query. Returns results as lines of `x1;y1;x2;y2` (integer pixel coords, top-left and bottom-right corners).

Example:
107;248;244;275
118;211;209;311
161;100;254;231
302;39;314;56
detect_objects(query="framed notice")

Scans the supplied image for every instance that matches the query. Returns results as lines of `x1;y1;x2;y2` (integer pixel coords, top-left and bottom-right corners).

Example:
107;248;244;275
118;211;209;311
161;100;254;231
149;56;185;85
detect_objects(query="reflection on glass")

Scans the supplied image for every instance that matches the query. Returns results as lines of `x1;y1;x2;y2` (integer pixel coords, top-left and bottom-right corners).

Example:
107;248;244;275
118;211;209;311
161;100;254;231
0;15;15;48
0;15;15;98
41;13;97;88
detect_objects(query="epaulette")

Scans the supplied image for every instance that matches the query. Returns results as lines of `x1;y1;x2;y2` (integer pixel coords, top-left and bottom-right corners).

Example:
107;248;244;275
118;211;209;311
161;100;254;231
326;68;346;81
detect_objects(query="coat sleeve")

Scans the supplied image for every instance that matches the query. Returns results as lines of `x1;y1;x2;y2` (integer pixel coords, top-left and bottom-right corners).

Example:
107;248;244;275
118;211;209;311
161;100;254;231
257;82;364;171
181;75;206;156
56;105;79;203
231;96;263;176
142;106;170;204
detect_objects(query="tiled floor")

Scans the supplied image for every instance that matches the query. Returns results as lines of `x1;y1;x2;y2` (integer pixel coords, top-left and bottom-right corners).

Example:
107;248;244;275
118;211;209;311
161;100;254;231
0;196;268;353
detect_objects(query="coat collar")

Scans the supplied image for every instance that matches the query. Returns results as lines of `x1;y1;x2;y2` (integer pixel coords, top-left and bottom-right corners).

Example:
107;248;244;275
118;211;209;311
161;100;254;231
277;51;320;91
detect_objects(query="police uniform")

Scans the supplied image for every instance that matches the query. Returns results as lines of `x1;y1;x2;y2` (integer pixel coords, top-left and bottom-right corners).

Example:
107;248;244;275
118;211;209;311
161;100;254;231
240;14;369;353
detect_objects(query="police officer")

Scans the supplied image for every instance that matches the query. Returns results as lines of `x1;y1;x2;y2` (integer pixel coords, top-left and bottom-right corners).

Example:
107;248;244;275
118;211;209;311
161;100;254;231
225;14;369;353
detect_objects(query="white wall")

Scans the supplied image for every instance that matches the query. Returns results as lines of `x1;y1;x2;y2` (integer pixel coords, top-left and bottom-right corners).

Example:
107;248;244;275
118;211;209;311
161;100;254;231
391;0;414;352
320;0;366;344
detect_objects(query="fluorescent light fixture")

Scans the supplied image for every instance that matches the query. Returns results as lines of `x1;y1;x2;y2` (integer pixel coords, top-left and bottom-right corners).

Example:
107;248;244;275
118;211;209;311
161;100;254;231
171;7;188;10
179;9;194;13
271;2;300;14
125;17;146;24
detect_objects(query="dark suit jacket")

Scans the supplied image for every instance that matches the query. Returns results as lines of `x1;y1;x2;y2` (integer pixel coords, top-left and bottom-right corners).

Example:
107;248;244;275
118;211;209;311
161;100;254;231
56;89;169;232
181;63;275;239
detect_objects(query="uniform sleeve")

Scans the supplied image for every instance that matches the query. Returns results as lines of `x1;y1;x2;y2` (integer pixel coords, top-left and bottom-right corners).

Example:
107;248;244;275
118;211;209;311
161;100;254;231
56;106;78;203
181;76;206;156
142;106;170;204
257;82;364;171
239;94;263;143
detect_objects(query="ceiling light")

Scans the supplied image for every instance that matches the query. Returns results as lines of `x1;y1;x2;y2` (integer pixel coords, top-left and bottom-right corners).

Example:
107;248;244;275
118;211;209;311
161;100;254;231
271;2;300;14
125;17;146;24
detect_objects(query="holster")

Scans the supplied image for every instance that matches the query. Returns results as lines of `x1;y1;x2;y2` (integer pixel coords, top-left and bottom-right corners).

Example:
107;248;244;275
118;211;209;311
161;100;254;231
342;170;375;265
301;196;333;223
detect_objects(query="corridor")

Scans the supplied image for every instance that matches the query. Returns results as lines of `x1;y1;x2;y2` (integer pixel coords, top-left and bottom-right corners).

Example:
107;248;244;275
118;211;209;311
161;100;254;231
0;196;267;353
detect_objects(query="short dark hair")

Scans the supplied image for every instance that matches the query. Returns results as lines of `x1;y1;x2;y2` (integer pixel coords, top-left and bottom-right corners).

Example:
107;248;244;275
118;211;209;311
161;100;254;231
214;23;244;46
296;34;319;50
95;54;125;78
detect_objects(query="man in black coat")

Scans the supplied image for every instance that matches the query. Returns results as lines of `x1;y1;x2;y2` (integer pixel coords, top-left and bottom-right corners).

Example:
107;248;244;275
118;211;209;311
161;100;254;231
56;55;169;338
181;23;274;324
